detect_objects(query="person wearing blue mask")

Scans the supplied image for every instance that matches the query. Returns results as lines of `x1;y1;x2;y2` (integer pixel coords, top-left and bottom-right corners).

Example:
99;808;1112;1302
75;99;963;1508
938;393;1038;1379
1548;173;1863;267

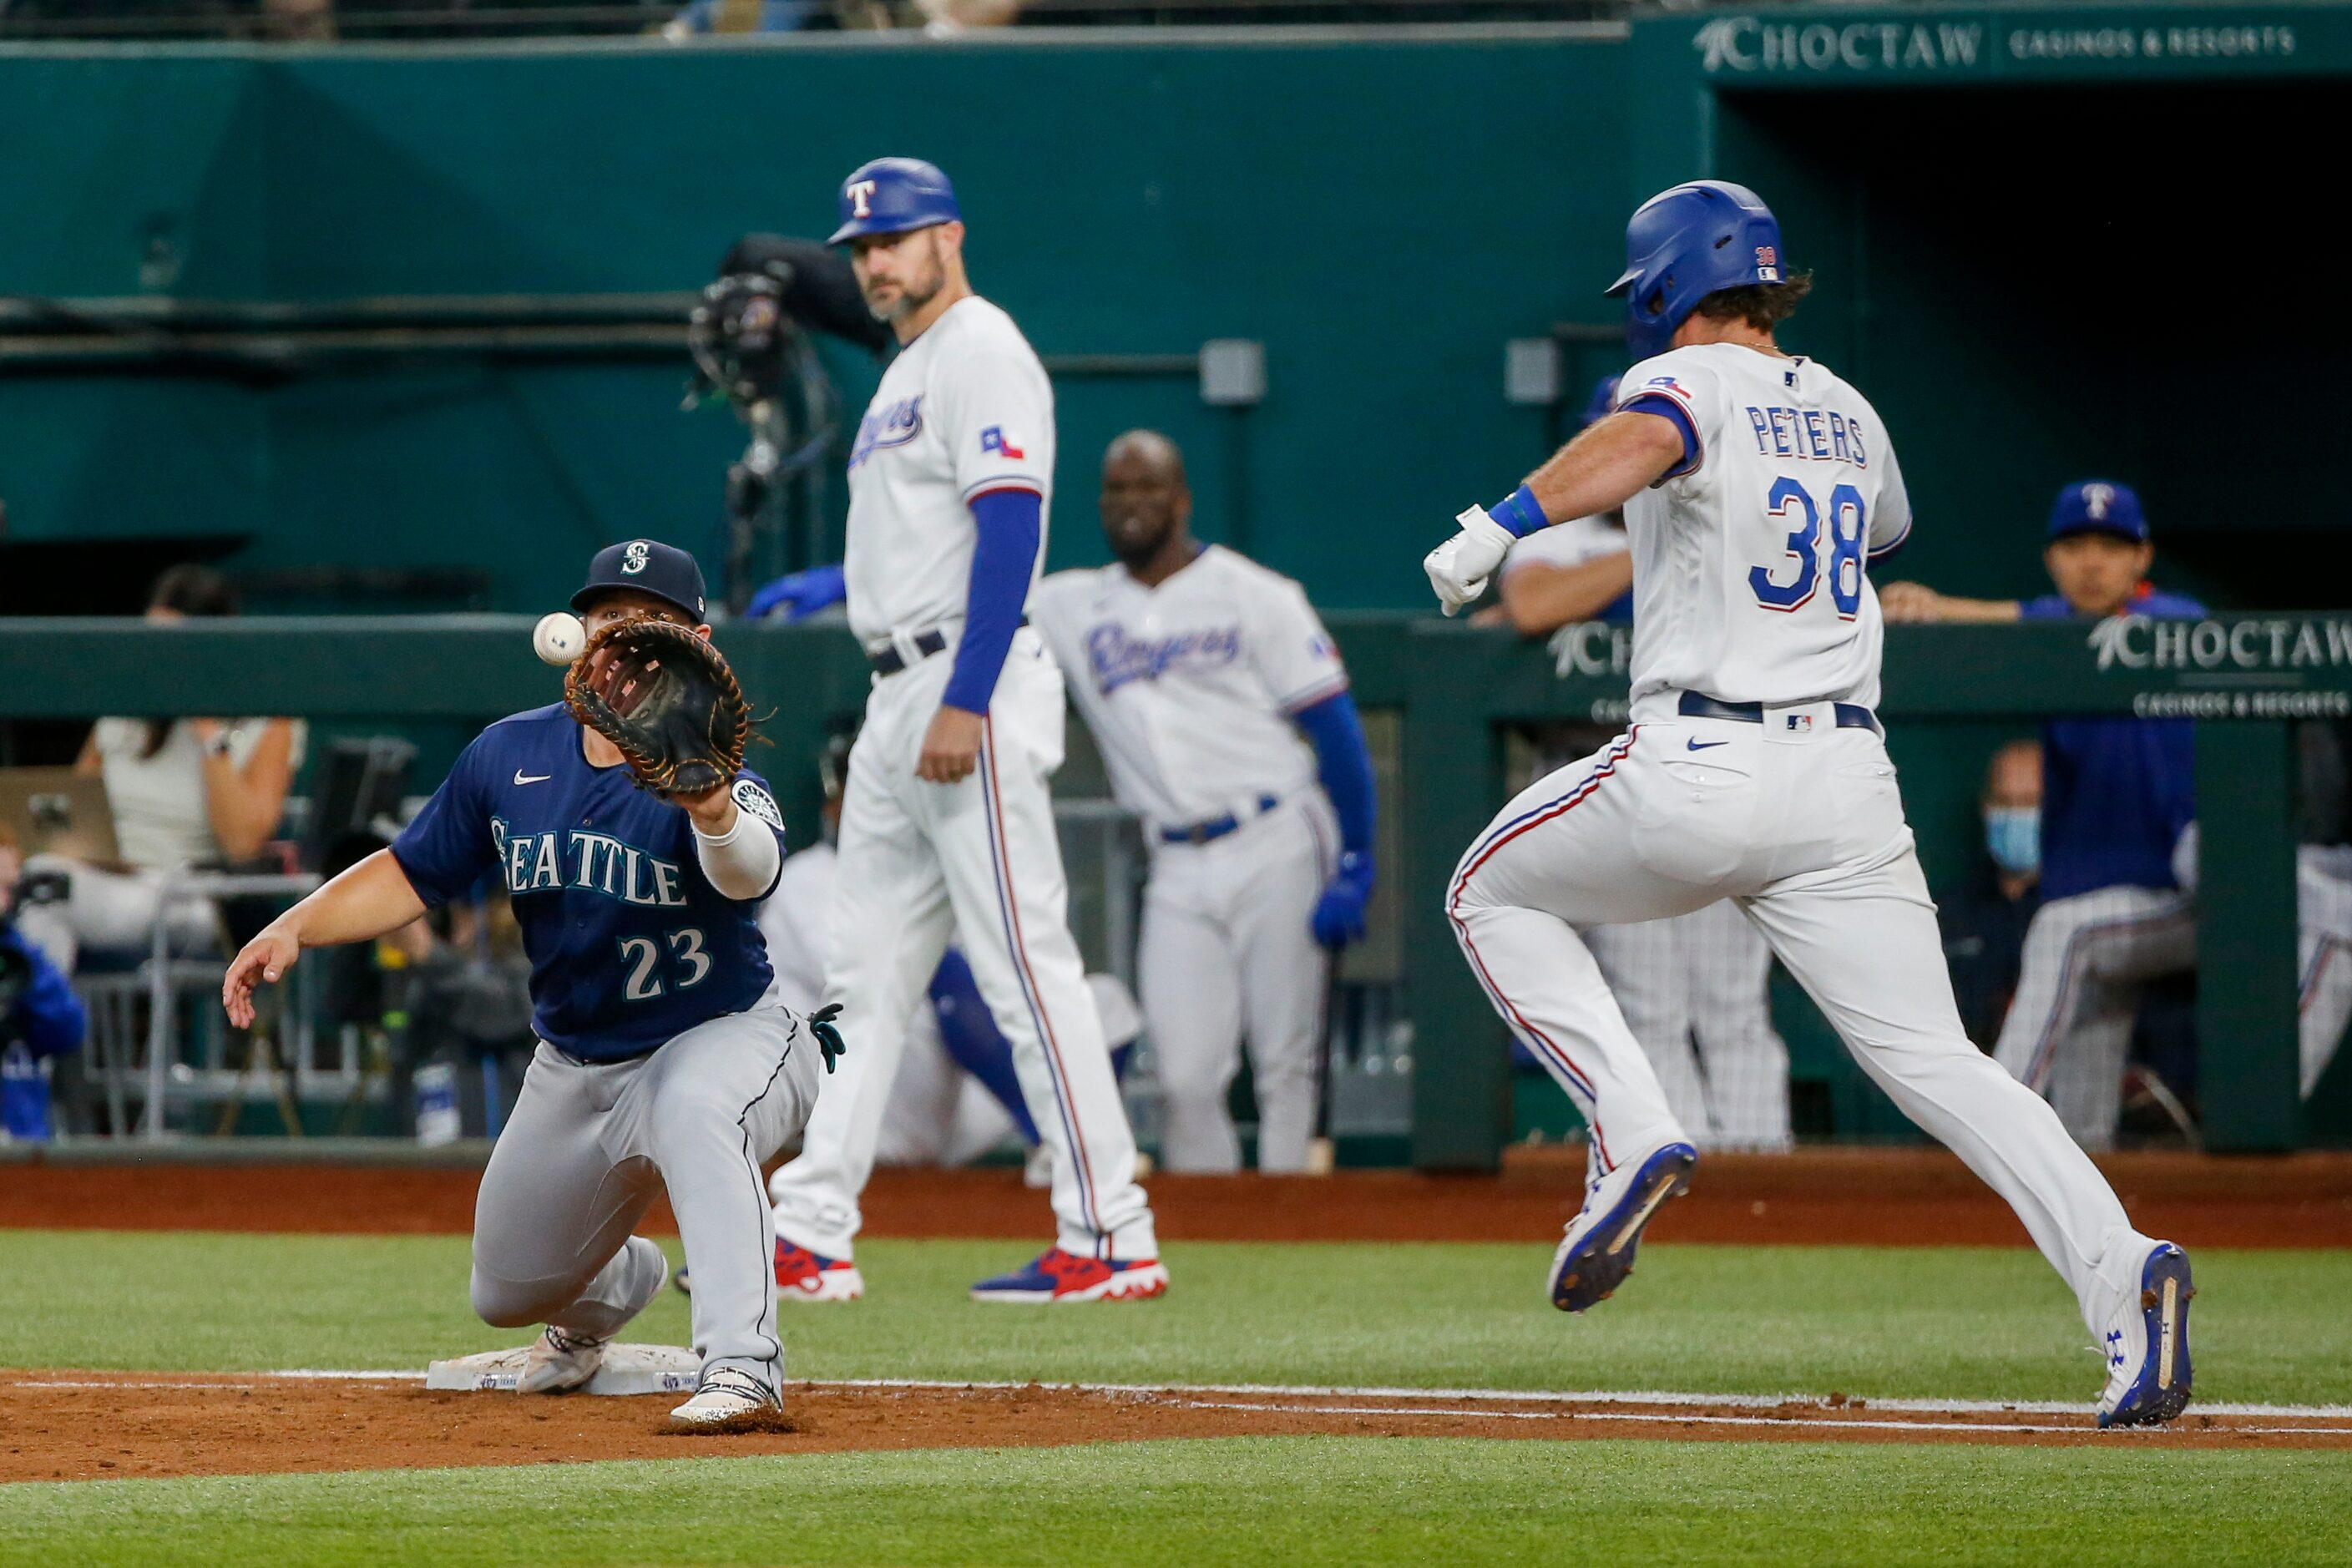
1935;741;2044;1050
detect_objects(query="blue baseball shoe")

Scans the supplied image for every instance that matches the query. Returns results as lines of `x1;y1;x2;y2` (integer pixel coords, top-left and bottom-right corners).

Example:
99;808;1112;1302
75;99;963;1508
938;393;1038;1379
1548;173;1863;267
970;1247;1168;1302
1548;1140;1697;1313
2097;1242;2194;1429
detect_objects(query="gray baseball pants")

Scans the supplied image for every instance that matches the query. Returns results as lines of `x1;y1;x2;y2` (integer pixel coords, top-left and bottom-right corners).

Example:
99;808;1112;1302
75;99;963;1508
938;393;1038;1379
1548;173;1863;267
468;1003;822;1390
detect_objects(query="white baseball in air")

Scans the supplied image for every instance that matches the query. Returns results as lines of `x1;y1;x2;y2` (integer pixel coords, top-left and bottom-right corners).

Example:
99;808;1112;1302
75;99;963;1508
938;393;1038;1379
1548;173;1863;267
533;611;585;666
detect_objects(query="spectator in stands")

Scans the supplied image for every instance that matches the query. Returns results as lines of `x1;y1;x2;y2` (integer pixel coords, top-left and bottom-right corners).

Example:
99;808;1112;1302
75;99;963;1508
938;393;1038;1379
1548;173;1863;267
15;566;308;974
660;0;817;33
1936;740;2043;1050
1884;480;2352;1145
2;827;89;1143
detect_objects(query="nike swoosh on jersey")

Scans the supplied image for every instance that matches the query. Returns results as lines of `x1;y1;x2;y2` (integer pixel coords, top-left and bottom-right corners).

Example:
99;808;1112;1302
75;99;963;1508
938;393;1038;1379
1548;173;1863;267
513;771;553;785
1685;738;1731;751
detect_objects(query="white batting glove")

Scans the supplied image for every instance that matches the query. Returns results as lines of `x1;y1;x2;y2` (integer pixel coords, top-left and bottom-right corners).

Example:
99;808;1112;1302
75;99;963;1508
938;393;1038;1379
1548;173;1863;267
1423;506;1516;616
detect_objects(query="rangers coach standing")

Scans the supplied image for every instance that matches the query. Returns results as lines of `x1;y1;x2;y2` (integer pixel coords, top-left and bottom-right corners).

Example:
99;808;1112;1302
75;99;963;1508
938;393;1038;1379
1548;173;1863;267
767;158;1166;1302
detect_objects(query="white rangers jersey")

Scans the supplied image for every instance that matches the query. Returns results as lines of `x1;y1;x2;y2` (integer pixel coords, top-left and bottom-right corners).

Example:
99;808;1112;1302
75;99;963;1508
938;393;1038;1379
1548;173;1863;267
842;296;1055;646
1614;344;1911;719
1030;546;1348;829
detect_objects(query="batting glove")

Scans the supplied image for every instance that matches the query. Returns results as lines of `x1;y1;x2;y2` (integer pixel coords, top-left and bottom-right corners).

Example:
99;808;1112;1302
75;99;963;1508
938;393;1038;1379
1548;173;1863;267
1423;508;1515;616
1312;851;1376;948
746;562;847;624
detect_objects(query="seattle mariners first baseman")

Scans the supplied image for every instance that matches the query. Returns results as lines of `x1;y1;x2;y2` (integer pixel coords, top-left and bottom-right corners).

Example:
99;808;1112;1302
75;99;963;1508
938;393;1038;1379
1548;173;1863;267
221;540;820;1427
1029;430;1378;1172
1422;180;2194;1427
765;157;1165;1302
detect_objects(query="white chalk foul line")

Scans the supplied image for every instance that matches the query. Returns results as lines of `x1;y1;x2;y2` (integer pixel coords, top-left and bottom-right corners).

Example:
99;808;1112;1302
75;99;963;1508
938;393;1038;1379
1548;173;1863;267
9;1372;2348;1426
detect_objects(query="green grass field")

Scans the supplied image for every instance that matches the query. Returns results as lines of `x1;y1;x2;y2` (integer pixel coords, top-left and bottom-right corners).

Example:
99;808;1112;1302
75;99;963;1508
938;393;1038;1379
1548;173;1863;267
5;1230;2349;1566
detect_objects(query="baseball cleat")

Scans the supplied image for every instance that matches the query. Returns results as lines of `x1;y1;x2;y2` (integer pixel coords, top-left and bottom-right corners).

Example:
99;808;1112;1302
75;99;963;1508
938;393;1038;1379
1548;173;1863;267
2097;1242;2195;1429
775;1237;865;1302
517;1324;608;1395
667;1366;787;1430
673;1264;690;1297
969;1247;1169;1302
1548;1140;1697;1313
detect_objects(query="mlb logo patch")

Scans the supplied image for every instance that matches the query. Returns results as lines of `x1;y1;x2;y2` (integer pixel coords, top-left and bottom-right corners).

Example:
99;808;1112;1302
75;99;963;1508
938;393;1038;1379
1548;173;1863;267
980;426;1025;461
1756;245;1780;282
1783;712;1814;733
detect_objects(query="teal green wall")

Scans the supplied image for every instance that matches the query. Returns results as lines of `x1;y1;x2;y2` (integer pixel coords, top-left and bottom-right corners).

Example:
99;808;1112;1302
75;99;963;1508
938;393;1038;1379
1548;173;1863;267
1;35;1634;609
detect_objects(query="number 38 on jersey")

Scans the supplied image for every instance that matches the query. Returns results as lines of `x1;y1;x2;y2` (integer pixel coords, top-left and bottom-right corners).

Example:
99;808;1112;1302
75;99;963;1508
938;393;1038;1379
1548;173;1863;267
1751;478;1869;621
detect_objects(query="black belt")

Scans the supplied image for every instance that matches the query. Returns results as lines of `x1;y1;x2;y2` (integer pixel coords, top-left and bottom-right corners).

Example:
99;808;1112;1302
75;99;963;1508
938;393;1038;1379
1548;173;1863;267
1677;690;1881;736
867;617;1027;676
1160;795;1280;846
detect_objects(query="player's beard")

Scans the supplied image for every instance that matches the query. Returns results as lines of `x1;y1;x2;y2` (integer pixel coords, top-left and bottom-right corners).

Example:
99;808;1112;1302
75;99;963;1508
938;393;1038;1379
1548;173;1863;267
1106;510;1176;569
865;242;945;326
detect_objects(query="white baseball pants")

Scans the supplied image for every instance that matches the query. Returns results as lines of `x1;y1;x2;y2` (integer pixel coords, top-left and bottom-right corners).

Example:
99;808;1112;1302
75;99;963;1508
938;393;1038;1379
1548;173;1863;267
769;629;1157;1262
1141;795;1336;1173
468;1005;821;1390
1995;846;2352;1146
1449;708;2155;1335
1586;898;1792;1151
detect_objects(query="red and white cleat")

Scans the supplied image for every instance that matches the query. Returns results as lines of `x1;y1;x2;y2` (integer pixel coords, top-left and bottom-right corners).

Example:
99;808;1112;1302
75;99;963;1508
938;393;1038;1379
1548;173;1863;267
969;1247;1169;1302
775;1237;865;1302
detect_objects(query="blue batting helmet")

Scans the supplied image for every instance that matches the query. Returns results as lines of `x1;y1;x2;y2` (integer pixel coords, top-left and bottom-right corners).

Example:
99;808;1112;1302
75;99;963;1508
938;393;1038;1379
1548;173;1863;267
829;158;961;245
1606;181;1786;360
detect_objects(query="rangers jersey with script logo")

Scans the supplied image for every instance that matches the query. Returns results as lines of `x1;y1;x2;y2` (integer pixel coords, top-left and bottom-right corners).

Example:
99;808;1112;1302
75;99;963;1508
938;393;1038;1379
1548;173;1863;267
1616;344;1912;719
1029;546;1348;828
842;296;1055;645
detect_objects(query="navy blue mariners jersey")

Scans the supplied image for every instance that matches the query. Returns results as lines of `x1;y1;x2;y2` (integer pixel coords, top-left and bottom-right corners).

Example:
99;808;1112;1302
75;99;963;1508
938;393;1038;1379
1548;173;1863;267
390;705;787;1061
2021;588;2204;901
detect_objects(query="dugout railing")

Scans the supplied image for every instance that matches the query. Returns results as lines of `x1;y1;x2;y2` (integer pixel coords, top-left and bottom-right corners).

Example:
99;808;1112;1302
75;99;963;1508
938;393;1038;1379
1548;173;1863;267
3;609;2342;1165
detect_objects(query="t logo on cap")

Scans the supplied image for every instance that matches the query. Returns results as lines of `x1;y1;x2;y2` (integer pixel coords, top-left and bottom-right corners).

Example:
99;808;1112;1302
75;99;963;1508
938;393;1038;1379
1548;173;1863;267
623;541;650;574
2082;483;2113;520
847;180;877;219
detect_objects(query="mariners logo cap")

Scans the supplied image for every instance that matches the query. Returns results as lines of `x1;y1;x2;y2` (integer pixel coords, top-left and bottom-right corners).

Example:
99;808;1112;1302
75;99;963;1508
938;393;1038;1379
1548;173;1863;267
2047;481;2150;544
572;539;708;621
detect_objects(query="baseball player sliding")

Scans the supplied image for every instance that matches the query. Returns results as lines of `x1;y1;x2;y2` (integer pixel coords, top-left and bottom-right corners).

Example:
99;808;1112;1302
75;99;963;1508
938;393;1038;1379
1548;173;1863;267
1029;431;1378;1172
1422;181;2194;1427
765;157;1165;1303
221;541;822;1428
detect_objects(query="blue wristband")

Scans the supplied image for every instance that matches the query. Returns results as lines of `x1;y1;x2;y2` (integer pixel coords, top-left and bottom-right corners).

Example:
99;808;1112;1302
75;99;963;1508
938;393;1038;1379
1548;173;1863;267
1489;483;1550;539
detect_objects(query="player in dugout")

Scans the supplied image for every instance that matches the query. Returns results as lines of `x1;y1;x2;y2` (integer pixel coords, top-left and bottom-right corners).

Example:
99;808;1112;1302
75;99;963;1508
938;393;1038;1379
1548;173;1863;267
1882;480;2352;1146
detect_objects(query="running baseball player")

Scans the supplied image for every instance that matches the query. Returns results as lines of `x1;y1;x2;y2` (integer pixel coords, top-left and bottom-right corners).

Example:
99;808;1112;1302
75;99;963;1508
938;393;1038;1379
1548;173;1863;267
1029;430;1377;1172
1422;181;2194;1427
765;157;1165;1302
221;540;822;1428
1882;483;2352;1140
1490;374;1793;1151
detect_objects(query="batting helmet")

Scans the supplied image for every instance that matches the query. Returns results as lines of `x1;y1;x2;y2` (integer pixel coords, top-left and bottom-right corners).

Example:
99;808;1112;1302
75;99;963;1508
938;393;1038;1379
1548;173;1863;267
828;158;961;245
1606;180;1786;361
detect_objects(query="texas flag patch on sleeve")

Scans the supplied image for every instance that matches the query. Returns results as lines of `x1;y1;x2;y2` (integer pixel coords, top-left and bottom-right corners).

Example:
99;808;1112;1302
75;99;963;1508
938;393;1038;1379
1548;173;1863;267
979;426;1025;461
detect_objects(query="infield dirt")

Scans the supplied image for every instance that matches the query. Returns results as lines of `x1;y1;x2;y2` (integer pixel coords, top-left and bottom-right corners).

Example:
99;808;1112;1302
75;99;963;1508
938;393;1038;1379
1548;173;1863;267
4;1148;2345;1247
5;1372;2345;1484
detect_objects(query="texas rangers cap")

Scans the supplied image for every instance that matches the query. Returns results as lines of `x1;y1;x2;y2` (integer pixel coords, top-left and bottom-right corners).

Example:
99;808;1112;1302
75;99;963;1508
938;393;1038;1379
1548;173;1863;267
2047;481;2149;544
571;539;708;622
